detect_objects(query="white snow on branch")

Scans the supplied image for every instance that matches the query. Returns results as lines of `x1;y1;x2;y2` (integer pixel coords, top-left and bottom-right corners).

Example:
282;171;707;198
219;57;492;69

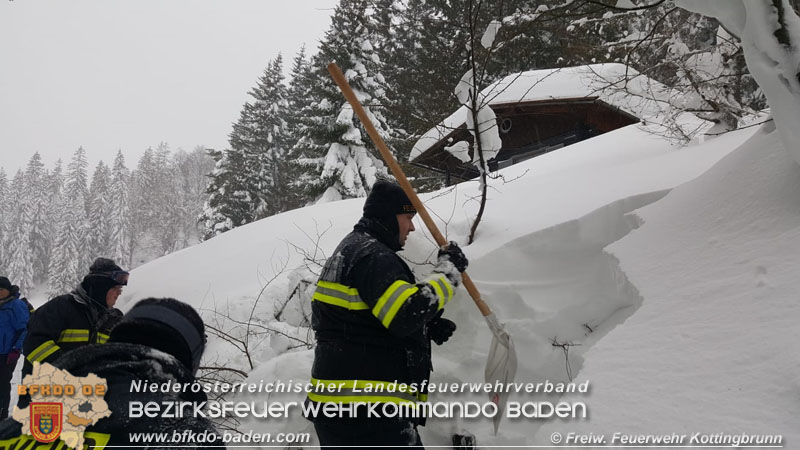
676;0;800;164
481;20;502;49
445;140;471;163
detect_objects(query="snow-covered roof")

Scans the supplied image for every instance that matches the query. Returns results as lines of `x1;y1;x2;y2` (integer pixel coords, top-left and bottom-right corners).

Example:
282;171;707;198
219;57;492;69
410;63;672;161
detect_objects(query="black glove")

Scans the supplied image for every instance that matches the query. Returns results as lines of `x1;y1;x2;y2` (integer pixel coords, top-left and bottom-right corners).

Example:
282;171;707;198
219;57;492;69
438;241;468;273
428;310;457;345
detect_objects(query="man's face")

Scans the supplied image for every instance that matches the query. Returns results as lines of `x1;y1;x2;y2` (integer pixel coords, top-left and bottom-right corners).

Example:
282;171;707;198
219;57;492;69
0;288;9;299
396;213;416;247
106;285;123;308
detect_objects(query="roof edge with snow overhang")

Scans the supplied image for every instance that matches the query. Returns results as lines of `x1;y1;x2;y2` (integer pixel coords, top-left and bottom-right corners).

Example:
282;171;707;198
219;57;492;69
410;63;673;162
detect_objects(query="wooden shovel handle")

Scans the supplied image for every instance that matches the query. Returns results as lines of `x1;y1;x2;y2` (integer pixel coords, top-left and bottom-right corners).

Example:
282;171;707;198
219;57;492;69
327;63;492;317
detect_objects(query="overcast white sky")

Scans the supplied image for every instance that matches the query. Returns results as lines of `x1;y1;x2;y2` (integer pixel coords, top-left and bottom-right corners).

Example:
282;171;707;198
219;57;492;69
0;0;338;174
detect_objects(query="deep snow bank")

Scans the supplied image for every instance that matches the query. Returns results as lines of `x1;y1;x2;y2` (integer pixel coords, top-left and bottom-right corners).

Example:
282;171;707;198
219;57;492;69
537;123;800;444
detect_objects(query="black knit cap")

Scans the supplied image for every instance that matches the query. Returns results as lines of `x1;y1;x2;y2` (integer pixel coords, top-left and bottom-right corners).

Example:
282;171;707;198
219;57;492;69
89;257;124;276
363;180;416;219
110;298;206;374
0;277;12;291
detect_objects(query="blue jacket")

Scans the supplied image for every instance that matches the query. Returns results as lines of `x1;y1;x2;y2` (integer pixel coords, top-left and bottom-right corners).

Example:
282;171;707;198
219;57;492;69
0;295;29;354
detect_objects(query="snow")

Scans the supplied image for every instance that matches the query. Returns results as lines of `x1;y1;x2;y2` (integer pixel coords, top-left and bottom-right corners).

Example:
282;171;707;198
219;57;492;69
444;140;471;163
113;111;800;446
411;64;685;162
676;0;800;166
481;20;502;49
538;121;800;445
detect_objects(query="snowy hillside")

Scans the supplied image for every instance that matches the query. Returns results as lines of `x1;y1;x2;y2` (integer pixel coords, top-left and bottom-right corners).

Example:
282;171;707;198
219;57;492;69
119;117;800;447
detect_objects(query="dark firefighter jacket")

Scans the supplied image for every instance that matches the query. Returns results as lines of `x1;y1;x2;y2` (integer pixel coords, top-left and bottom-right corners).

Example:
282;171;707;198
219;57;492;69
22;285;122;379
0;342;224;450
306;217;456;423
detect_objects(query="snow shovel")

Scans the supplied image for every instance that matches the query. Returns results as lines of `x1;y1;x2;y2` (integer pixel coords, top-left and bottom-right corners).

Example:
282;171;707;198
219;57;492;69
328;63;517;435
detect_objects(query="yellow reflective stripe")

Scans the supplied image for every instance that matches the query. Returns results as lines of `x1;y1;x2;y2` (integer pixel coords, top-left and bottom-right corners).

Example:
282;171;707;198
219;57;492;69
317;281;358;296
97;333;110;343
309;378;424;405
84;431;111;449
422;275;454;309
312;282;370;310
312;378;418;393
372;281;419;328
312;292;370;310
27;340;61;363
57;328;90;343
307;392;418;406
429;278;445;309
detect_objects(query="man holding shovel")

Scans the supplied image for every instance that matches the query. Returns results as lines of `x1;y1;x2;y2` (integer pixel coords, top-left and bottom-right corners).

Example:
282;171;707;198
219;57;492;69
305;180;468;448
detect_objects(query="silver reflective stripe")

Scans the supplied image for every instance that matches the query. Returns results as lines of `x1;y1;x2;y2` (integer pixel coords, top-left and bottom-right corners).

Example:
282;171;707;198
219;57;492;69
315;285;362;304
374;282;418;325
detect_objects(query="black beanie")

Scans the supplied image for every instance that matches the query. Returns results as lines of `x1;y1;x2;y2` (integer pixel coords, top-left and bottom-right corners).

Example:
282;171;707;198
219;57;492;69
363;180;416;219
111;298;206;374
89;257;124;275
0;277;12;291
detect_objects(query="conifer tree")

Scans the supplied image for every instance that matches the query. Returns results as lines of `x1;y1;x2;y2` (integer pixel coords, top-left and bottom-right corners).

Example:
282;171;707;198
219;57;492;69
129;147;157;258
48;148;90;295
24;153;52;282
200;148;251;239
201;56;292;238
293;0;393;202
173;147;215;248
109;151;131;266
230;55;291;218
87;161;112;259
6;170;34;294
286;46;316;207
153;144;184;254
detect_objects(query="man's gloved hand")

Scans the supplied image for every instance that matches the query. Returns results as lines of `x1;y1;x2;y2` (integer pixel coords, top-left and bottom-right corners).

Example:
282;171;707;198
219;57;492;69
434;241;469;287
6;348;20;366
438;241;468;273
429;310;457;345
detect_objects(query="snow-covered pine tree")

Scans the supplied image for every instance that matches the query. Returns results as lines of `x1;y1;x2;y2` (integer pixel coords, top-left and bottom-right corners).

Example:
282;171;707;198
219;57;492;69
293;0;393;202
109;151;131;266
230;54;292;218
48;148;90;295
173;147;214;248
199;148;252;240
6;170;35;294
285;46;316;207
201;56;292;238
45;159;66;277
129;147;158;259
155;144;186;254
87;161;113;259
23;153;53;283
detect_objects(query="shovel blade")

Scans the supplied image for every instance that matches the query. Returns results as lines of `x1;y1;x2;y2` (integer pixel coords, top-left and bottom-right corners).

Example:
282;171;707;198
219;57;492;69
484;312;517;434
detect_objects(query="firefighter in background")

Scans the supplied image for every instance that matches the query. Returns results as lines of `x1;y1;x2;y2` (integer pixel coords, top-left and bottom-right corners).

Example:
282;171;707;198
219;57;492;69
305;180;468;448
18;258;126;408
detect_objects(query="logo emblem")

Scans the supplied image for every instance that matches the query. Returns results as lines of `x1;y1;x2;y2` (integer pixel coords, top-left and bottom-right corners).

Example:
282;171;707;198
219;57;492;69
30;403;62;443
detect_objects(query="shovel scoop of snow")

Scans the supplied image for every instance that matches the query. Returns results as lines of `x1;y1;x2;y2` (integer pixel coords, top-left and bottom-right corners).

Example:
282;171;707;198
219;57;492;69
484;312;517;434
